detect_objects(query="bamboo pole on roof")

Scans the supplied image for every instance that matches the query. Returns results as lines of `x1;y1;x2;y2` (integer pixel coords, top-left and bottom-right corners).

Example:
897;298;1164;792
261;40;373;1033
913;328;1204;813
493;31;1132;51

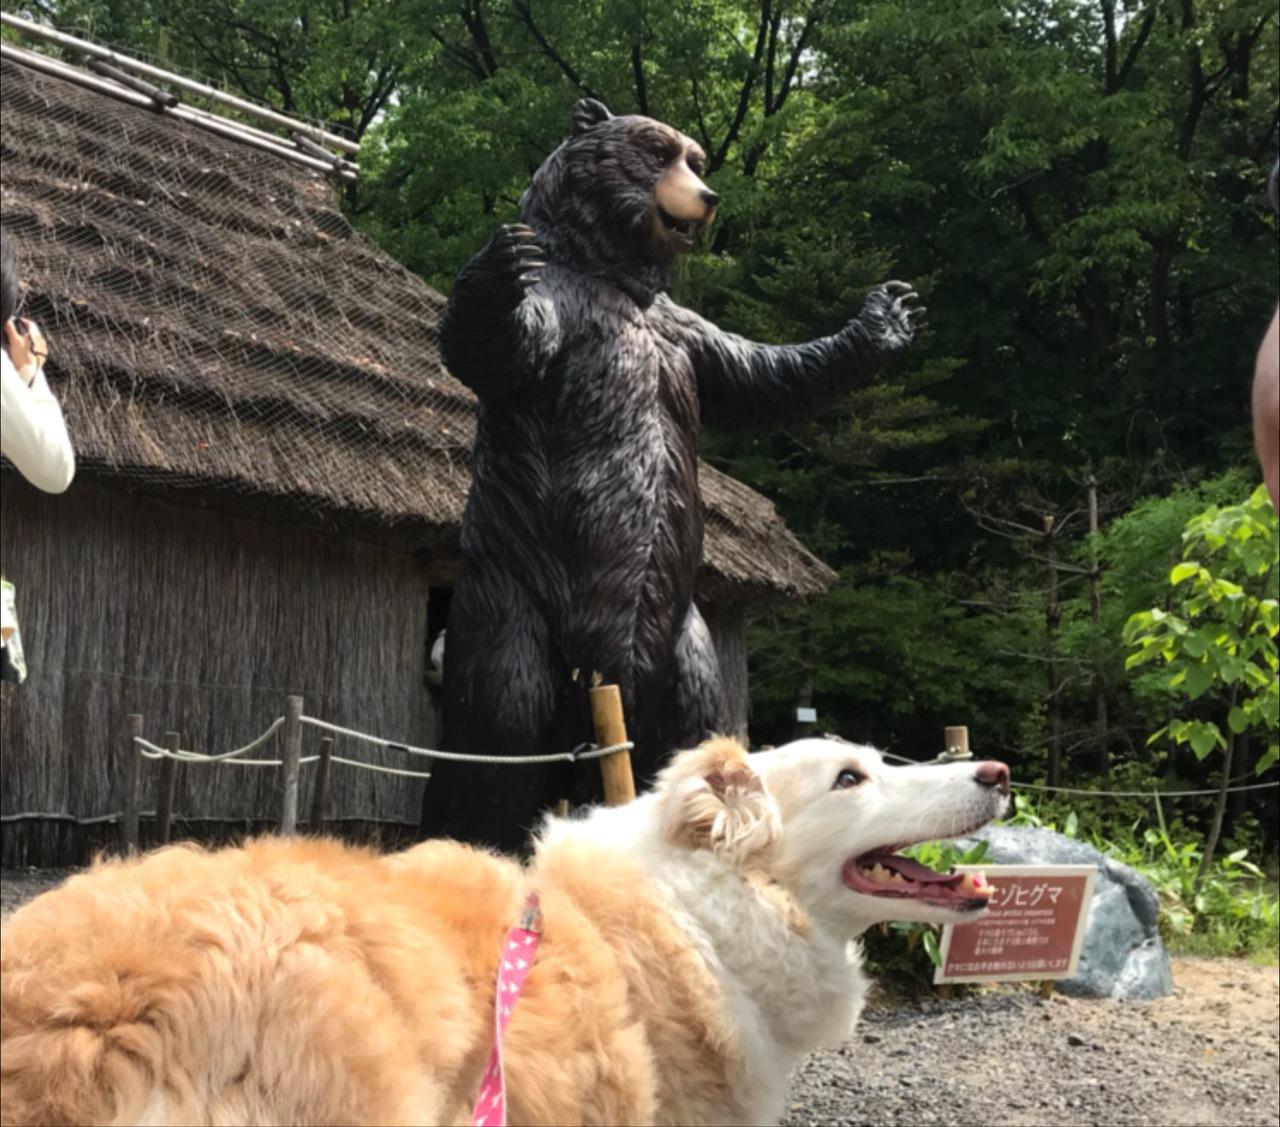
0;12;359;154
0;43;358;182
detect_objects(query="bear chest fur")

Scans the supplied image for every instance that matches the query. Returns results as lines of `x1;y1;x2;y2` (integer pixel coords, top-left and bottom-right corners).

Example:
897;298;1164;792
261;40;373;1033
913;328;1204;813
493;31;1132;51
464;285;704;668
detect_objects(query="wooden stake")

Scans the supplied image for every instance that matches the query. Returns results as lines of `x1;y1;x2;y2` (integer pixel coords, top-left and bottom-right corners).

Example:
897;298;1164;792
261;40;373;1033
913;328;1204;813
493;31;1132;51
156;731;179;845
122;713;143;855
1038;979;1054;1000
944;725;971;759
589;684;635;806
309;736;333;832
281;695;304;834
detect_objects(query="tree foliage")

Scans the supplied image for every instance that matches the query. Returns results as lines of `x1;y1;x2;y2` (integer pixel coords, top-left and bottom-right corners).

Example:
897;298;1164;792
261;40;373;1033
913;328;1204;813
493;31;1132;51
1125;484;1279;775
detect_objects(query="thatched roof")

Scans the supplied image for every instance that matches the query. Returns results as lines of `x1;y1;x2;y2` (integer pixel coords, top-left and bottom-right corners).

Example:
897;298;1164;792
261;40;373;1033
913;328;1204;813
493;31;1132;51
0;53;834;604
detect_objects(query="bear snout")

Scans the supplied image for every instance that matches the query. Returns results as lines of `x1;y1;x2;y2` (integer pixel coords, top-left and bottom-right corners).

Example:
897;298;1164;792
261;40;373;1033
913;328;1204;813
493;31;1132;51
655;160;717;225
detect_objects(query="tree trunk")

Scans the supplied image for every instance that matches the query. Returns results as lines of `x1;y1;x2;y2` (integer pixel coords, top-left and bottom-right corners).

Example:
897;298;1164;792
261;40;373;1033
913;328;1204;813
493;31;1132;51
1194;689;1239;895
1228;732;1251;835
1043;514;1063;788
1086;474;1110;779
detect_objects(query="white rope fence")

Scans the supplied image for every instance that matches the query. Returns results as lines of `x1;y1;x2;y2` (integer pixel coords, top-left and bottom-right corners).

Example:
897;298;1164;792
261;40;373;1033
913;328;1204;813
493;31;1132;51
132;716;632;774
133;717;290;766
116;695;639;852
296;714;633;766
108;709;1274;858
876;748;1279;798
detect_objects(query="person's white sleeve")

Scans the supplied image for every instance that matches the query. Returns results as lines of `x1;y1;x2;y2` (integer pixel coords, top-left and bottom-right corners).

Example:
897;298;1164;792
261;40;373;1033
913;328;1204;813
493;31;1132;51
1;350;76;493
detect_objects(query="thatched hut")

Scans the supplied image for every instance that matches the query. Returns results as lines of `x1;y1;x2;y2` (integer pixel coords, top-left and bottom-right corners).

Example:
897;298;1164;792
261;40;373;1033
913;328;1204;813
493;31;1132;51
0;46;833;866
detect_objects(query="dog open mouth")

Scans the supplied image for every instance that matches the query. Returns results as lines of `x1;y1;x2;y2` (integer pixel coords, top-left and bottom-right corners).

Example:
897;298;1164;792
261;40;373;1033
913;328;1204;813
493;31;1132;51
842;850;992;908
657;206;701;244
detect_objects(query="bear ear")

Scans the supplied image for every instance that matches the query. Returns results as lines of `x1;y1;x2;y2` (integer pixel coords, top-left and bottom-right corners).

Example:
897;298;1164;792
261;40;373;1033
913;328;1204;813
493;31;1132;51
658;738;780;866
571;98;613;136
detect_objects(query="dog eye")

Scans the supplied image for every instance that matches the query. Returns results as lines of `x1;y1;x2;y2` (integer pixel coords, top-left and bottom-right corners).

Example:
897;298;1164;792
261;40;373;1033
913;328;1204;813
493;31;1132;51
833;768;864;789
687;154;705;175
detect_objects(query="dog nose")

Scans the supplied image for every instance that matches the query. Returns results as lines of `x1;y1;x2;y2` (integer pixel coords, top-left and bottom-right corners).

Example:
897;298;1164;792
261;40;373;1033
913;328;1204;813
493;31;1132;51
974;761;1010;795
701;189;720;208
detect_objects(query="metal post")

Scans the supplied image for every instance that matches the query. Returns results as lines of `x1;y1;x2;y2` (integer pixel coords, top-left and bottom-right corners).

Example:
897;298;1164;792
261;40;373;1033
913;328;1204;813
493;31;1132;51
156;731;179;845
281;696;304;833
122;714;144;854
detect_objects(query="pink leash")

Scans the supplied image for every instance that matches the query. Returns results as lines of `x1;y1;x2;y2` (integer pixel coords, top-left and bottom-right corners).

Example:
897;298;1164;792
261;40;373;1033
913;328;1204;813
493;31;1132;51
471;893;544;1127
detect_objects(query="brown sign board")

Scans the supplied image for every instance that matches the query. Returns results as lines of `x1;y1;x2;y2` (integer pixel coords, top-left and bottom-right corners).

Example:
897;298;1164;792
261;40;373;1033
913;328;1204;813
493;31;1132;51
934;864;1097;984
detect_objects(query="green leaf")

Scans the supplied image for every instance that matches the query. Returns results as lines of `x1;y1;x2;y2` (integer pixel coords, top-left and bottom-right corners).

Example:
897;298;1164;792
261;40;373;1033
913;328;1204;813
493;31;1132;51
1187;722;1224;759
1181;631;1210;658
1170;562;1200;585
1227;706;1249;734
1183;662;1214;699
922;928;942;968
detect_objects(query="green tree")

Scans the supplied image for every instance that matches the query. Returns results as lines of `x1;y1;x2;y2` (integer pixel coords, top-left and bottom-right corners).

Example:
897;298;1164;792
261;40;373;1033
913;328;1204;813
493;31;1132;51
1125;484;1279;886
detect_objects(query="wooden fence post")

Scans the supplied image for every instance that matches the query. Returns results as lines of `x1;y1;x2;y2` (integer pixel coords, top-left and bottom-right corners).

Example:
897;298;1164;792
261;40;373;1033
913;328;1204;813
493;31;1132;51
156;730;179;845
309;736;333;831
281;695;304;834
122;713;143;855
943;725;972;760
589;684;635;806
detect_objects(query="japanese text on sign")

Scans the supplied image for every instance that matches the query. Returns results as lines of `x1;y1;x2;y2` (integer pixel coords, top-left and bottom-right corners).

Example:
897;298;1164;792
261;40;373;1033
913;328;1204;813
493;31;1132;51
934;864;1096;984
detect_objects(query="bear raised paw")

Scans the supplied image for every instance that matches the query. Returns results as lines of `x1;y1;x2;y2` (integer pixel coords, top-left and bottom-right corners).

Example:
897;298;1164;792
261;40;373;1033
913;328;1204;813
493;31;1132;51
423;99;922;852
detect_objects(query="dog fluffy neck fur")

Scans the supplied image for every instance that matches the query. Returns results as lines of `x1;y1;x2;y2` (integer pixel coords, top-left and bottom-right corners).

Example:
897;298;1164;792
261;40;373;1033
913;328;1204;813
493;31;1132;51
535;784;866;1125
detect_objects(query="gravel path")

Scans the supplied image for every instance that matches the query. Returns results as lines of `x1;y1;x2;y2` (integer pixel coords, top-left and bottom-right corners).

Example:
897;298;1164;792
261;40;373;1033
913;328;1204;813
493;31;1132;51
782;959;1278;1127
4;869;1277;1126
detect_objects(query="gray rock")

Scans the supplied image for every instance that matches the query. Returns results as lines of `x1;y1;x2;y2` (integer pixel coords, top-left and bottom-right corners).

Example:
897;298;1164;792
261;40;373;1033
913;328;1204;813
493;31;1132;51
953;824;1174;1001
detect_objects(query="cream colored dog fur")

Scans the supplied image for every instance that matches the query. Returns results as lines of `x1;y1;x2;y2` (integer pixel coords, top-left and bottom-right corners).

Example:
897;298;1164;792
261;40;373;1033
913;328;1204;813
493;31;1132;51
0;737;1008;1126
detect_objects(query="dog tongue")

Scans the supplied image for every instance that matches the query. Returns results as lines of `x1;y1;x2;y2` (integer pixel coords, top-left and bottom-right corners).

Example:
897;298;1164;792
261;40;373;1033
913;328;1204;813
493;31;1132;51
871;854;962;886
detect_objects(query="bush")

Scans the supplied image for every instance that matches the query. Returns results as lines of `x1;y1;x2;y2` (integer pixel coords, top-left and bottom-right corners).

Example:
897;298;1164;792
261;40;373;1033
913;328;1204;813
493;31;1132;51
1007;792;1279;958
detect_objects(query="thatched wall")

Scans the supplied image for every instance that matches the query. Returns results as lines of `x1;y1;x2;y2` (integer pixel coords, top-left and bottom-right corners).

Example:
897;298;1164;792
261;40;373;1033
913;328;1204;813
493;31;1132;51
0;476;762;866
0;476;436;866
703;602;749;741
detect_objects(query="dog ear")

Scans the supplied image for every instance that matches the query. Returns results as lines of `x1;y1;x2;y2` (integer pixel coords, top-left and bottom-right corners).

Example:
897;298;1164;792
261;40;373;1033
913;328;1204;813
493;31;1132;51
659;738;780;865
571;98;613;136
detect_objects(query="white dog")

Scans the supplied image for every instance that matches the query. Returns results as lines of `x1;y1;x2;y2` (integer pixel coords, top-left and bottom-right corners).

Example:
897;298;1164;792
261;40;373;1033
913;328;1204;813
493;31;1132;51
1;737;1008;1126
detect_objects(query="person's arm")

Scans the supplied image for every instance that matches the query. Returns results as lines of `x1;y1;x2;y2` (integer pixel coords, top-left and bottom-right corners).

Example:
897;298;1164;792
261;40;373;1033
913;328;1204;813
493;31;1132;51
1253;306;1279;513
1;321;75;494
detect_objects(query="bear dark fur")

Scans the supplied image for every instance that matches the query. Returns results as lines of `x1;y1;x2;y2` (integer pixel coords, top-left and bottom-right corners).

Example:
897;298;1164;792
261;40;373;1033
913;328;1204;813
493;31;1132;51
421;99;920;851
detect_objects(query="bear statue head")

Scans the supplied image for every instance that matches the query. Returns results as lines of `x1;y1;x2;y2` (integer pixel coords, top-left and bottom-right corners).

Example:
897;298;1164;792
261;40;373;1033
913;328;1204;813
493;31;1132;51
518;99;719;305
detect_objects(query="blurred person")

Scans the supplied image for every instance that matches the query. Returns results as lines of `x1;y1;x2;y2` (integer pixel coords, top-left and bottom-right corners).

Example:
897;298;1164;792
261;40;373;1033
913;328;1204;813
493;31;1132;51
1253;160;1279;513
1;236;75;683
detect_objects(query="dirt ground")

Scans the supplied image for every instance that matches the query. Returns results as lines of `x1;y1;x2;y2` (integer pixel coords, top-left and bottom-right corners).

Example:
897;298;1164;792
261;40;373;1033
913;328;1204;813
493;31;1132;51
785;956;1279;1127
2;869;1277;1126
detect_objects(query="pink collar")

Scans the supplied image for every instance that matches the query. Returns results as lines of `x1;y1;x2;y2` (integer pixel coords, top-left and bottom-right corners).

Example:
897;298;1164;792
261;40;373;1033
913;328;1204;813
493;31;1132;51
471;893;544;1127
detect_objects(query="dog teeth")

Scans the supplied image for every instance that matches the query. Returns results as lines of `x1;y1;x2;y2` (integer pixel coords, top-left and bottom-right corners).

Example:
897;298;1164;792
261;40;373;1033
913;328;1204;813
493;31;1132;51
860;863;907;886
